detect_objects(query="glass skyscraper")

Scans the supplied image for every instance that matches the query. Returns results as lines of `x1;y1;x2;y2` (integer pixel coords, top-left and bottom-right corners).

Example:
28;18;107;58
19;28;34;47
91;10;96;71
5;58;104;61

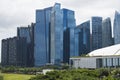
74;27;83;56
34;7;52;66
62;9;76;63
102;17;113;48
17;26;34;67
50;3;63;64
91;17;102;51
78;20;91;54
114;11;120;44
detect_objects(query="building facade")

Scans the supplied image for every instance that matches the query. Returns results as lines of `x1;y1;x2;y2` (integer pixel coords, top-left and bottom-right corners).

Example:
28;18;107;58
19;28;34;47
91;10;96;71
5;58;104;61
78;20;91;54
91;17;102;51
102;18;113;48
63;9;76;63
34;7;52;66
70;56;120;69
114;11;120;44
50;3;63;64
74;27;82;56
1;37;27;67
17;24;34;67
1;39;9;66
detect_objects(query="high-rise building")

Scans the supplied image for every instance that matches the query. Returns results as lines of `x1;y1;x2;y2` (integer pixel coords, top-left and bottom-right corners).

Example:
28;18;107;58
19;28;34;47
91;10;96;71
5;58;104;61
1;39;9;66
1;37;27;67
50;3;63;65
34;7;52;66
102;18;113;47
114;11;120;44
78;20;91;54
62;9;76;63
17;23;35;67
28;23;35;67
74;27;83;56
91;17;102;51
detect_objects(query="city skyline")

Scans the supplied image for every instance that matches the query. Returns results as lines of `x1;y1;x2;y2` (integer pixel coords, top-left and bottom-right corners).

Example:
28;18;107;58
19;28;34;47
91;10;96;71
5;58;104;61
0;0;120;61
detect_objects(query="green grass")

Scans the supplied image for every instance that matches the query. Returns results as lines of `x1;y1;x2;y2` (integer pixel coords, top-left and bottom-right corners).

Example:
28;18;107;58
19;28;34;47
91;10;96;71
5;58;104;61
0;73;35;80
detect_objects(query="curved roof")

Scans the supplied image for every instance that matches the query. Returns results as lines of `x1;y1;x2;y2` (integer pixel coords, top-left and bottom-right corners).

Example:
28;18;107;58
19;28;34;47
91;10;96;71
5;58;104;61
88;44;120;56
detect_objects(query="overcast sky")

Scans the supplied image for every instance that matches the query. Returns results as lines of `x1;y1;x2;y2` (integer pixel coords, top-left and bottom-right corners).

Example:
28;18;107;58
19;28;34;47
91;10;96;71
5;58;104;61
0;0;120;61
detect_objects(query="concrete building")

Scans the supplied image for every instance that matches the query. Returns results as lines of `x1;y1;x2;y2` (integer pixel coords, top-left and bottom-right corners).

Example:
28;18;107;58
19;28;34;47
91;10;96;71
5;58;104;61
70;56;120;69
70;44;120;69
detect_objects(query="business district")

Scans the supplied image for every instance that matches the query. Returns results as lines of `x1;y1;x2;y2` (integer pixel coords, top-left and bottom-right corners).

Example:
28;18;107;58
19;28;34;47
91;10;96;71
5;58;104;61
1;3;120;68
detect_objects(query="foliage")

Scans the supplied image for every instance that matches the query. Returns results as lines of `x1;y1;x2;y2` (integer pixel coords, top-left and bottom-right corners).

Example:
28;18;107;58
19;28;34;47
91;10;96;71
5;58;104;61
0;75;3;80
1;66;42;74
29;68;120;80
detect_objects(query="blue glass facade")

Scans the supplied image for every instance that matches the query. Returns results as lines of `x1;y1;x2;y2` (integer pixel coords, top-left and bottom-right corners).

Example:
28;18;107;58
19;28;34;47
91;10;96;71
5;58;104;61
17;27;32;66
78;20;90;54
92;17;102;51
50;3;63;64
63;9;76;63
17;27;31;43
74;27;83;56
114;11;120;44
34;7;52;66
102;18;113;47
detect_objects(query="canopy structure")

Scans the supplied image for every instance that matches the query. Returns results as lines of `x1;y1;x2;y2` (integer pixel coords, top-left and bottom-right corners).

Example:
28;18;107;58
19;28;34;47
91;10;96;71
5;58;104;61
88;44;120;56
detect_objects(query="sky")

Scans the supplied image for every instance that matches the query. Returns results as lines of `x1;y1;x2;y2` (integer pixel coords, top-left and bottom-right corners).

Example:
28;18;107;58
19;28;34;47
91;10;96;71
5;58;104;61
0;0;120;61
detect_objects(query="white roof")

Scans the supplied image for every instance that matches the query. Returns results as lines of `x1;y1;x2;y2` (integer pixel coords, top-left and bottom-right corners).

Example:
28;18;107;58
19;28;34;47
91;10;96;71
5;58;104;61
88;44;120;56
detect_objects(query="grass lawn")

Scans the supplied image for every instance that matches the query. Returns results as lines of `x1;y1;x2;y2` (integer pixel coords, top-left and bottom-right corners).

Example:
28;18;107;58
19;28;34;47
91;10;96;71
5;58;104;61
0;73;35;80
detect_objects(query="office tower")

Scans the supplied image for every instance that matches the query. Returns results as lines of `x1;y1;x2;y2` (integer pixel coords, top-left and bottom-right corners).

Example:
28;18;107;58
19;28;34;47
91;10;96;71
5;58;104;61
17;26;31;66
17;23;35;67
74;27;83;56
1;39;9;66
114;11;120;44
62;9;76;63
34;7;52;66
102;18;113;47
28;23;35;66
78;20;91;54
1;37;27;67
92;17;102;51
50;3;63;64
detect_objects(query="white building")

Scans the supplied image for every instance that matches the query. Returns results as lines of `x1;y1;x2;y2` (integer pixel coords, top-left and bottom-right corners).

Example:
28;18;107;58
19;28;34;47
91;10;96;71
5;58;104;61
70;44;120;69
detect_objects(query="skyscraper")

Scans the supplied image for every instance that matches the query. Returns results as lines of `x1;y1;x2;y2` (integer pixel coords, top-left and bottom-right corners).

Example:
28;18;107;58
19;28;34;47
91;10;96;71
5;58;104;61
74;27;81;56
78;20;91;54
34;7;52;66
1;39;9;66
50;3;63;64
28;23;35;67
92;17;102;51
1;37;27;67
17;26;34;67
74;27;83;56
62;9;76;63
114;11;120;44
102;18;113;47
